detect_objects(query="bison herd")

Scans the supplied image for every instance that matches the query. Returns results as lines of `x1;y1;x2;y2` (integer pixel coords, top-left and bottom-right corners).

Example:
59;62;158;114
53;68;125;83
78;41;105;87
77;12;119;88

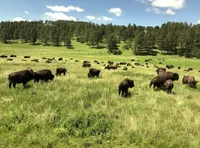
4;55;199;97
150;68;198;94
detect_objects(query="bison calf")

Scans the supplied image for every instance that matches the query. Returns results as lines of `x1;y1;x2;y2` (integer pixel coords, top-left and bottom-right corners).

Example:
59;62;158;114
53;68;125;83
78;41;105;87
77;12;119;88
8;69;34;88
162;79;174;93
56;68;67;76
119;78;134;97
88;68;101;78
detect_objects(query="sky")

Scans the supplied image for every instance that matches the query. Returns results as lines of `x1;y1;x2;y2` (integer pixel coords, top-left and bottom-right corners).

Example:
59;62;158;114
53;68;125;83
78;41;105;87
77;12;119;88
0;0;199;26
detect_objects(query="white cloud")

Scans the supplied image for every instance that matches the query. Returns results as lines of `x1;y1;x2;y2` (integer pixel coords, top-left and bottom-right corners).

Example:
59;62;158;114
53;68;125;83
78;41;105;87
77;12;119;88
24;11;29;14
102;16;112;21
146;8;151;12
152;0;185;9
13;17;25;22
108;8;122;16
197;19;200;24
85;16;95;20
165;9;176;15
44;12;78;21
153;8;161;14
46;5;84;12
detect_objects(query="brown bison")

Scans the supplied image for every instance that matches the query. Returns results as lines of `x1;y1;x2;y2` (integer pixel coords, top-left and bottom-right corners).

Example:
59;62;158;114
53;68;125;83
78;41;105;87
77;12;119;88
158;71;179;81
123;67;128;71
182;76;198;88
33;70;54;83
162;79;174;93
0;55;7;58
149;76;165;90
156;68;166;75
56;68;67;76
24;56;30;58
88;68;101;78
31;59;39;62
105;65;118;70
10;55;17;57
82;62;91;68
166;65;174;69
7;58;13;61
58;58;63;61
118;78;134;97
8;69;34;88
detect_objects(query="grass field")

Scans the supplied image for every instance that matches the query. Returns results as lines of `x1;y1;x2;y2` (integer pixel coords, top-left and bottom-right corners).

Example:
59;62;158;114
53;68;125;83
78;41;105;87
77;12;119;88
0;41;200;147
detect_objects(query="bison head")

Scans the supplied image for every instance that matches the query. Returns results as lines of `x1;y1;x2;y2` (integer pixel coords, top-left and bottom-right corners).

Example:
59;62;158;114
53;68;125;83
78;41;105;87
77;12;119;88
172;73;179;81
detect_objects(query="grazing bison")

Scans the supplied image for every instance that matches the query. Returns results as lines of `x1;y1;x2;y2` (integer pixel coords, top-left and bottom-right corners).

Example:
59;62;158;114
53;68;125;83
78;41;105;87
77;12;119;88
127;63;131;66
156;68;166;75
10;55;17;57
56;68;67;76
166;65;174;69
33;70;54;83
31;59;39;62
135;62;141;66
123;67;128;71
105;65;118;70
88;68;101;78
149;76;165;90
24;56;30;58
42;57;47;59
182;76;198;88
178;66;181;69
162;79;174;93
46;60;52;63
7;58;13;61
118;78;134;97
0;55;7;58
131;59;135;61
82;62;91;68
75;60;79;62
8;69;34;88
108;61;113;65
158;71;179;81
58;58;63;61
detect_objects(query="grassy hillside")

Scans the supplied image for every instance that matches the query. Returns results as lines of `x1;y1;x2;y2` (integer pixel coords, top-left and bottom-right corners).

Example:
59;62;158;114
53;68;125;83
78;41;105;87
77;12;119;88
0;41;200;147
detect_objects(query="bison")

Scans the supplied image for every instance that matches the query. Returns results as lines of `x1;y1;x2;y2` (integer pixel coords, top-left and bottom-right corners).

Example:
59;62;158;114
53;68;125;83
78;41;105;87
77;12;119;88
156;68;166;75
10;55;17;57
33;70;54;83
182;76;198;88
88;68;101;78
24;56;30;58
58;58;63;61
162;79;174;93
158;71;179;81
82;62;91;68
105;65;118;70
0;55;7;58
31;59;39;62
149;76;165;90
8;69;34;88
166;65;174;69
123;67;128;71
118;78;134;97
56;68;67;76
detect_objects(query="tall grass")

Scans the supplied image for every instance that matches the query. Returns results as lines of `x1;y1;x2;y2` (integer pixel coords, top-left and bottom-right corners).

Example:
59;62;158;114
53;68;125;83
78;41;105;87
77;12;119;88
0;42;200;147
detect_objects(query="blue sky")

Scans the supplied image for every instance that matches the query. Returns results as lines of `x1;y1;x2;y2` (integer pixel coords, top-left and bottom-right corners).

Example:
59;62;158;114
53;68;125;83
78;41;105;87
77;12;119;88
0;0;199;26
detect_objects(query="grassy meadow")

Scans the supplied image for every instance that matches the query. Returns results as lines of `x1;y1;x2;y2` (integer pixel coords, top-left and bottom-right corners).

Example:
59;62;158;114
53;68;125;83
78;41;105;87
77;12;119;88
0;41;200;147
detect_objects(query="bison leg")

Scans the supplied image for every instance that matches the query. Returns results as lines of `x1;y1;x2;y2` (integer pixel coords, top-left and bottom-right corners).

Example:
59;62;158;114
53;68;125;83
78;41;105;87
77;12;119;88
124;89;128;97
23;82;27;88
13;83;16;88
9;82;12;88
64;72;66;75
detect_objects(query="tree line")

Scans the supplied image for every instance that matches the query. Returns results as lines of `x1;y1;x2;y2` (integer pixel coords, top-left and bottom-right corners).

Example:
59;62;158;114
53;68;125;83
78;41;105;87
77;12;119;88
0;20;200;58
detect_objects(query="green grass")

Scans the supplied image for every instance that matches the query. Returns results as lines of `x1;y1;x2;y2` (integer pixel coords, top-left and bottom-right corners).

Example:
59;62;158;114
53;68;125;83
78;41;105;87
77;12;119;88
0;41;200;147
